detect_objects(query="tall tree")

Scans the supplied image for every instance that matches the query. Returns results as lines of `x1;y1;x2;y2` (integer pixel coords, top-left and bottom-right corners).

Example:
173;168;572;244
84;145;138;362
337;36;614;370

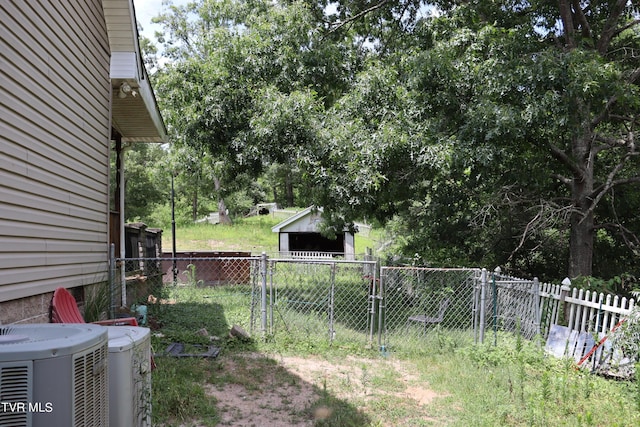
147;0;640;280
119;143;166;223
312;0;640;278
151;0;360;218
433;1;640;278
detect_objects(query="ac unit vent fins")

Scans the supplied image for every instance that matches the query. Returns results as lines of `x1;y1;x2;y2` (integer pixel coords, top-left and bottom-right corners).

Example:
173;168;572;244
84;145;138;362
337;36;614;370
73;343;108;427
0;362;31;427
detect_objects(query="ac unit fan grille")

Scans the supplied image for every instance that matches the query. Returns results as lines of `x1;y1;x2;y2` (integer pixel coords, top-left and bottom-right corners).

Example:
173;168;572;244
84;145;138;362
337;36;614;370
73;343;108;427
0;362;31;427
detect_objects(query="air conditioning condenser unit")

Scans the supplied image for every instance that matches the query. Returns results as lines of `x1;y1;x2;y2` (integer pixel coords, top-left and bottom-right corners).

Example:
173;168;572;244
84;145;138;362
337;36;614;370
0;323;109;427
107;326;152;427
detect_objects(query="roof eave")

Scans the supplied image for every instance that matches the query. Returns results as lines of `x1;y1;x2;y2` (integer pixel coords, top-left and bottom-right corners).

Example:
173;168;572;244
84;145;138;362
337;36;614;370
104;0;168;143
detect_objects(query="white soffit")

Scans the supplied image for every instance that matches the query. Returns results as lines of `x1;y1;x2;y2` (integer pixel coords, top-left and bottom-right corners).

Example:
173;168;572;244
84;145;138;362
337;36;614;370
103;0;167;142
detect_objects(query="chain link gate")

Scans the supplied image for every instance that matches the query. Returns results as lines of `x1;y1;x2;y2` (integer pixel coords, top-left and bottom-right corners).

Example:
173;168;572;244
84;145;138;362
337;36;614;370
264;258;378;347
378;267;481;352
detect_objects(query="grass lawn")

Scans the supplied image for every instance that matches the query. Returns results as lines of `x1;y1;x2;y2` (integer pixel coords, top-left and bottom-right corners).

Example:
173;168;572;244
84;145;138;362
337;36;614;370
149;218;640;426
150;284;640;427
162;214;382;255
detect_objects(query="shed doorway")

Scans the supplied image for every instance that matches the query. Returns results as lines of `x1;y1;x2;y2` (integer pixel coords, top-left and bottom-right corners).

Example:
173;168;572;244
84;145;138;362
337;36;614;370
289;232;344;253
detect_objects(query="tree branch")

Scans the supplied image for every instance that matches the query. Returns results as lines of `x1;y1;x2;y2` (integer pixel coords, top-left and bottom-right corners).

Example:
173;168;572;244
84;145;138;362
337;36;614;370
594;133;628;148
596;0;628;54
607;176;640;187
583;157;640;225
548;142;582;177
506;202;574;263
552;174;572;187
629;67;640;85
597;195;640;256
611;19;640;41
571;0;591;39
558;0;576;49
591;68;639;128
326;0;390;35
591;94;618;127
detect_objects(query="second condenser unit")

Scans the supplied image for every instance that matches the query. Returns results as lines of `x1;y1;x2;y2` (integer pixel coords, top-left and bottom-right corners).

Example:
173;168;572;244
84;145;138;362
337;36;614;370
107;326;152;427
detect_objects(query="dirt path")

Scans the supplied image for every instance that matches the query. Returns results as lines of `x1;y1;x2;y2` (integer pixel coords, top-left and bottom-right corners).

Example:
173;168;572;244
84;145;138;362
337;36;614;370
203;352;447;427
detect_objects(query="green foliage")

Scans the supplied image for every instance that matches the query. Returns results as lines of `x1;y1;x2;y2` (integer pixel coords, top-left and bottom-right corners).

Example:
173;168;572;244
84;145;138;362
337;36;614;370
110;143;168;225
610;308;640;364
82;282;112;323
262;163;306;208
572;274;639;298
141;0;640;283
151;0;362;215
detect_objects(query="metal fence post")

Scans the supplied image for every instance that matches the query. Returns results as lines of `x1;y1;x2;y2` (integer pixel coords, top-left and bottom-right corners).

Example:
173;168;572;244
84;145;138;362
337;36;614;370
377;269;385;350
533;277;541;342
478;268;487;344
261;252;268;337
328;263;336;343
108;243;116;319
368;268;378;348
493;266;501;346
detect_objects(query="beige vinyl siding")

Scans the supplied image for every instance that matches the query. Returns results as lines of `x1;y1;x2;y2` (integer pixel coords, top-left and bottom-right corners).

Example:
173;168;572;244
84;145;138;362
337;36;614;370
0;0;112;302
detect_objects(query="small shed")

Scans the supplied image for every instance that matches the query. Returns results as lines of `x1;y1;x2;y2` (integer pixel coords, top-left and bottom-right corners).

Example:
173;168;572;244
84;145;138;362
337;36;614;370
271;207;355;259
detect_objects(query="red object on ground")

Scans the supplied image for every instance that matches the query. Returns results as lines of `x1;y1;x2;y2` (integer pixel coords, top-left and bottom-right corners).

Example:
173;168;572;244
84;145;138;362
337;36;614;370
577;318;626;367
50;287;156;369
51;287;138;326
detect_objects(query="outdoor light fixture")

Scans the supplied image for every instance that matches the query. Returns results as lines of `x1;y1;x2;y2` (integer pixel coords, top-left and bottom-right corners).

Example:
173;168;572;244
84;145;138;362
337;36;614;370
118;82;136;98
118;82;131;98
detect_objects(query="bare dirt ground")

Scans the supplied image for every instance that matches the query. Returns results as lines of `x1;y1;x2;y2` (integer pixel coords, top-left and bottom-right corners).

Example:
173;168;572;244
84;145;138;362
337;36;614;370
201;352;447;427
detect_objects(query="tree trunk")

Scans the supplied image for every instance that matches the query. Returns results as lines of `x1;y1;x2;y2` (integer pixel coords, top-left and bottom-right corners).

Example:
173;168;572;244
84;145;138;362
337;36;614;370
568;208;594;278
285;172;294;207
192;188;198;222
558;0;630;279
568;134;594;278
212;174;232;225
218;198;232;225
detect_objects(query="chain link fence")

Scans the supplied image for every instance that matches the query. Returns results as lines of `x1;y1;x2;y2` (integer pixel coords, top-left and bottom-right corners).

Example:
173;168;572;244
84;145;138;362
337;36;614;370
112;254;261;333
110;255;554;354
379;267;481;352
112;254;378;346
480;272;540;343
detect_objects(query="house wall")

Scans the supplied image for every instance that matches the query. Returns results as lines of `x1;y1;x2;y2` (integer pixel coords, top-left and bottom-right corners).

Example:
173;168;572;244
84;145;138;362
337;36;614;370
0;0;112;317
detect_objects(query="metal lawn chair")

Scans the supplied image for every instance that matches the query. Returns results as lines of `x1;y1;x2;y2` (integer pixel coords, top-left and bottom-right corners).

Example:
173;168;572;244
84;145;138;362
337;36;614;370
408;298;450;329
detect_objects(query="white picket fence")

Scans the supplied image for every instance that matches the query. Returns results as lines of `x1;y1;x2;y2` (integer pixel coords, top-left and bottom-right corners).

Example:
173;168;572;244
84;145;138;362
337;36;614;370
282;251;334;259
479;272;636;344
538;282;635;336
474;273;637;373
